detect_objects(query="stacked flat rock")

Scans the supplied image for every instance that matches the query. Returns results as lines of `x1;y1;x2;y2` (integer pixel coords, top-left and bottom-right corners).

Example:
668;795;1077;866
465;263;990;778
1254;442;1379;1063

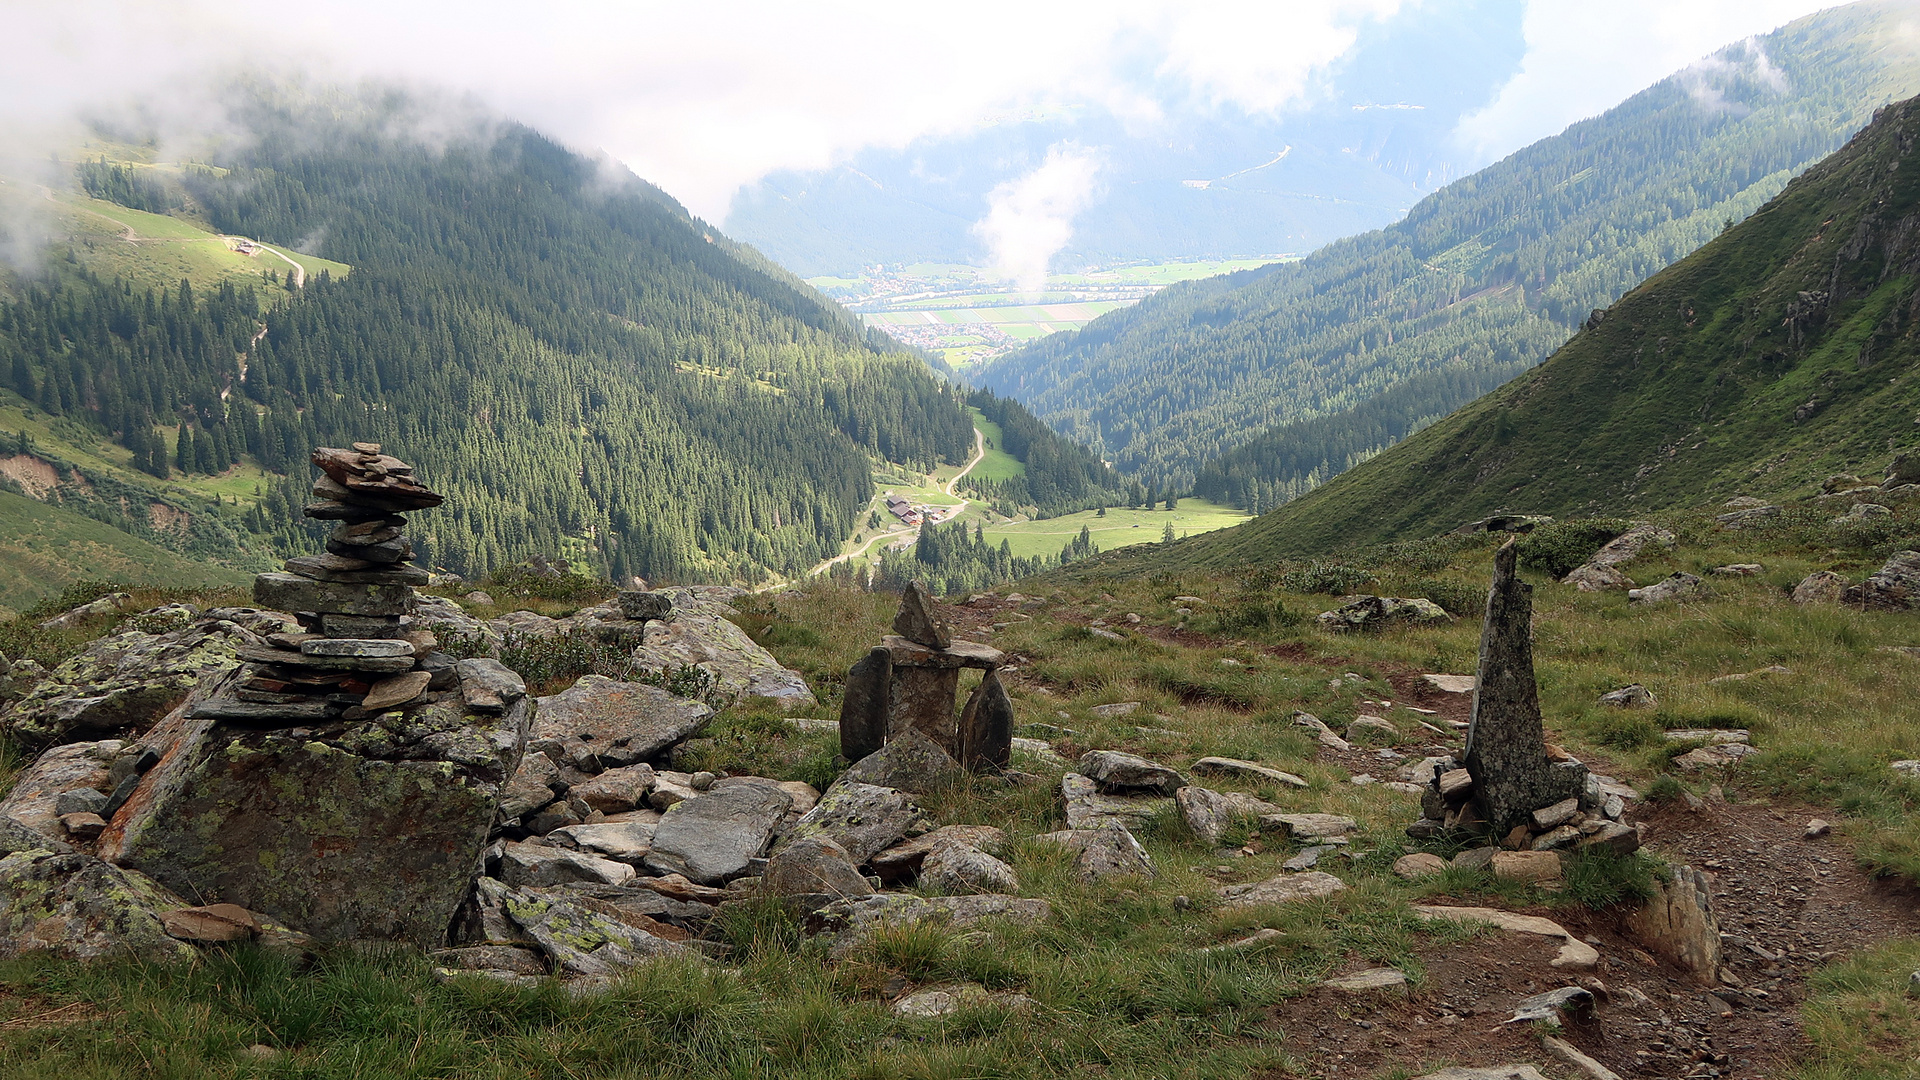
840;581;1013;771
194;443;445;723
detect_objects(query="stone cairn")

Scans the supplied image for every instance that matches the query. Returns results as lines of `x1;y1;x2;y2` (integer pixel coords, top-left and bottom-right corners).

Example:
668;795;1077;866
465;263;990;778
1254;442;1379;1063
198;443;446;722
840;581;1014;770
1410;539;1639;854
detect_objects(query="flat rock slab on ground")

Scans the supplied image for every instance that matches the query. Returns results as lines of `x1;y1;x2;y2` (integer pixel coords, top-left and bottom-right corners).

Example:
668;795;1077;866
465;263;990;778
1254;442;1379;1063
1061;773;1172;830
1077;750;1187;793
1216;871;1348;908
643;782;793;885
870;825;1008;883
1412;905;1598;970
817;893;1050;956
1261;812;1359;841
1326;967;1408;991
1190;756;1308;788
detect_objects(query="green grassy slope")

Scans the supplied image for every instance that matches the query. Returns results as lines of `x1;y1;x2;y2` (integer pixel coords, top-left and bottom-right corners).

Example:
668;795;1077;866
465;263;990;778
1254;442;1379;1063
0;491;249;616
1136;90;1920;566
980;1;1920;499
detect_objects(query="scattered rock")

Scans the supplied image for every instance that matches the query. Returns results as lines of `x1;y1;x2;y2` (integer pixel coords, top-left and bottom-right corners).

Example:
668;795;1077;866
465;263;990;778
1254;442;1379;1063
1293;711;1352;750
919;842;1019;895
869;825;1008;883
1393;853;1447;879
1542;1035;1625;1080
499;841;636;888
1453;846;1499;872
1033;827;1154;882
1421;674;1476;693
1087;701;1141;718
1410;1069;1549;1080
1844;550;1920;610
1413;905;1597;970
631;612;815;708
1261;813;1358;842
1598;684;1655;708
1628;572;1706;604
1076;750;1186;794
1626;865;1720;984
783;781;932;864
816;893;1050;956
547;819;658;866
1317;595;1451;631
571;764;656;814
1674;743;1760;770
761;836;873;899
1561;524;1675;591
892;984;1030;1018
1711;563;1764;576
643;782;793;885
483;877;687;978
1326;967;1408;991
1283;845;1337;870
1346;716;1400;742
0;850;194;961
841;726;962;793
1805;818;1832;839
531;676;712;771
1491;850;1564;885
1509;985;1594;1025
1174;786;1276;845
1792;570;1849;604
1216;871;1347;908
160;903;261;943
1833;502;1892;525
1663;728;1749;745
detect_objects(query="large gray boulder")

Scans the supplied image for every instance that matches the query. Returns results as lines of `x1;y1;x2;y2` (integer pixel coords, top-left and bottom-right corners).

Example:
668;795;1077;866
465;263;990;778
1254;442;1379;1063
498;841;635;888
761;836;873;899
530;676;712;771
1033;827;1154;882
817;893;1050;957
1792;570;1848;605
630;613;814;708
477;877;688;978
781;781;933;863
103;665;531;947
1561;524;1675;591
1628;572;1705;605
0;613;277;747
643;781;793;885
1845;550;1920;610
841;726;962;792
919;841;1019;895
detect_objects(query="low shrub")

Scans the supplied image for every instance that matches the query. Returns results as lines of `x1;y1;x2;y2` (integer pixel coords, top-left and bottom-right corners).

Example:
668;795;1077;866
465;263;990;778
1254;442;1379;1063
1515;518;1632;578
1281;562;1375;595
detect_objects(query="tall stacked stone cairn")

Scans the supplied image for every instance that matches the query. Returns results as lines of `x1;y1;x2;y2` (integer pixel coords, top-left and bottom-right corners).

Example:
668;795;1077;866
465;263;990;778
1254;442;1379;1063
101;444;533;946
1411;540;1638;853
840;581;1013;771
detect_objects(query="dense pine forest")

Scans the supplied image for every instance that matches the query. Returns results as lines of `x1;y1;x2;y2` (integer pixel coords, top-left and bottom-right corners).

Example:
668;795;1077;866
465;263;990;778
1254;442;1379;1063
0;94;1068;583
982;2;1920;506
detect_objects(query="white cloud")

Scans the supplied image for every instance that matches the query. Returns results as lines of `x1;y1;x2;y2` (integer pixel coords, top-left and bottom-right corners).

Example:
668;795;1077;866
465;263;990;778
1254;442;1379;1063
1451;0;1832;167
974;143;1105;294
0;0;1410;222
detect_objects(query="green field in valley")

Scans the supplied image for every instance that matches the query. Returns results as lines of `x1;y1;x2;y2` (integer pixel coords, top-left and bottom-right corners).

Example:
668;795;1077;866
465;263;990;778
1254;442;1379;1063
981;498;1250;559
965;407;1024;483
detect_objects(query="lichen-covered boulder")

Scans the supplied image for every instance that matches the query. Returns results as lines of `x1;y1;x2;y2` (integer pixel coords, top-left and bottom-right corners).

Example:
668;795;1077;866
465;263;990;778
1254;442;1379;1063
0;612;281;747
1845;550;1920;610
630;613;814;708
475;876;688;978
104;670;531;947
781;781;932;864
1316;596;1451;631
531;676;712;772
841;726;962;792
0;848;194;962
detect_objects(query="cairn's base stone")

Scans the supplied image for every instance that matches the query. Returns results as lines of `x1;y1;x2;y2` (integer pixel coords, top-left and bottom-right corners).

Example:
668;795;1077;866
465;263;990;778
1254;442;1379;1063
111;696;529;947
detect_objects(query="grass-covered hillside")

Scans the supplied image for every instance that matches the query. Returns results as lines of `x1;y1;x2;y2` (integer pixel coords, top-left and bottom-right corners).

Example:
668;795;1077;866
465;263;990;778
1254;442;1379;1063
1147;85;1920;564
4;505;1919;1077
982;0;1920;500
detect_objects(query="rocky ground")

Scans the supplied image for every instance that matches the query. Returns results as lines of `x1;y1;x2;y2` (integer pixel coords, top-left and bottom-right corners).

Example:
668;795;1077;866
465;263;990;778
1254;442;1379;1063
0;534;1918;1079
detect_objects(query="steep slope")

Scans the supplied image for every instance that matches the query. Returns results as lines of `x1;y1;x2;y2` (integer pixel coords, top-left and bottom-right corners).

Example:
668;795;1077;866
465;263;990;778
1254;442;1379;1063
0;491;249;617
981;1;1920;497
1143;89;1920;564
0;93;999;584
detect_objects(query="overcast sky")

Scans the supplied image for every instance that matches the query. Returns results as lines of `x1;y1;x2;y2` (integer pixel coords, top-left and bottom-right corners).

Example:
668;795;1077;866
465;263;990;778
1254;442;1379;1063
0;0;1843;222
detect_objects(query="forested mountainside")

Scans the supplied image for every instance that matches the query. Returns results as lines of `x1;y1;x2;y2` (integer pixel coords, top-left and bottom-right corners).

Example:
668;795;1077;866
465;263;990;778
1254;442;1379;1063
982;1;1920;501
1126;88;1920;566
0;92;1110;590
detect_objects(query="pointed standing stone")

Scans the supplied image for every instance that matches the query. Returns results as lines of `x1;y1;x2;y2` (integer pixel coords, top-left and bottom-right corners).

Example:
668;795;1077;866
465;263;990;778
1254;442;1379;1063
893;580;952;649
957;669;1014;770
1463;540;1584;835
839;647;891;763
